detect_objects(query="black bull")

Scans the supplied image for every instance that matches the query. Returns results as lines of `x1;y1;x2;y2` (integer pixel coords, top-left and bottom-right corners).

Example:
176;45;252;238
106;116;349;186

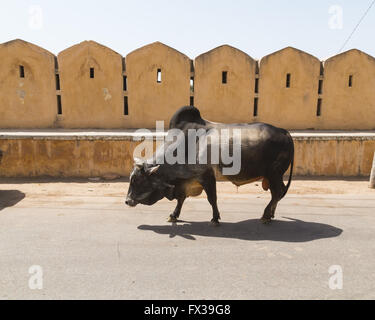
126;106;294;224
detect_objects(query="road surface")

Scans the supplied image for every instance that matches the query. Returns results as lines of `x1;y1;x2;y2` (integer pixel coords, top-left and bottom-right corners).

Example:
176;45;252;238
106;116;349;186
0;178;374;299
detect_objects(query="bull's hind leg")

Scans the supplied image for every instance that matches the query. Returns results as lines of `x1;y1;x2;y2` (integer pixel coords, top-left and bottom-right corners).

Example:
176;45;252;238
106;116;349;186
261;175;285;224
200;170;221;225
168;196;186;222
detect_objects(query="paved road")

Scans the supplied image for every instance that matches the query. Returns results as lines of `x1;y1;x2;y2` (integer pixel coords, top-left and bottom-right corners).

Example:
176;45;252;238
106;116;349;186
0;183;374;299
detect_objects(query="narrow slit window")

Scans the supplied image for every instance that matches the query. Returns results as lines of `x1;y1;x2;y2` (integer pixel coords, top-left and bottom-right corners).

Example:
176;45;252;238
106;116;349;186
253;98;258;117
157;69;162;83
123;76;127;91
317;98;322;116
190;96;194;106
255;78;259;93
190;77;194;93
222;71;227;84
318;79;323;94
57;95;62;115
348;75;353;87
55;74;61;90
90;68;95;79
286;73;291;88
54;57;59;71
124;96;129;115
19;65;25;78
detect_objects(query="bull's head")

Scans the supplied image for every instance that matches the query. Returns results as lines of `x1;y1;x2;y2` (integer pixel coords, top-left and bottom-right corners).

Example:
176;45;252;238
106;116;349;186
125;158;175;207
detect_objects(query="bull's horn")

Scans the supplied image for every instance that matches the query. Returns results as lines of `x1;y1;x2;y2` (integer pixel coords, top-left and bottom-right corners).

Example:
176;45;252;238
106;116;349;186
147;165;160;175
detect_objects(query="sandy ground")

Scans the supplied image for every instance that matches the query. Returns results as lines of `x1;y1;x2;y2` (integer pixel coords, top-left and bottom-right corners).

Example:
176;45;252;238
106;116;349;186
0;177;373;200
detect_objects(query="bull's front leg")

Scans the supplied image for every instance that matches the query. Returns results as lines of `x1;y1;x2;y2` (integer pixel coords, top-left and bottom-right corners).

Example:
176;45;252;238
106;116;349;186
200;170;221;226
168;196;186;223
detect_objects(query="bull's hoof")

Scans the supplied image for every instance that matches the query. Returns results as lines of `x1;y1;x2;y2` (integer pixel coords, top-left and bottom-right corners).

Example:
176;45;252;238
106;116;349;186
260;217;272;224
210;219;220;226
168;216;178;223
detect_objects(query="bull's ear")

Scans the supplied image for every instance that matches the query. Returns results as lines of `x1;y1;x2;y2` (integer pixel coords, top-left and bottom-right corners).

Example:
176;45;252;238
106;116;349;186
147;165;160;175
134;157;144;169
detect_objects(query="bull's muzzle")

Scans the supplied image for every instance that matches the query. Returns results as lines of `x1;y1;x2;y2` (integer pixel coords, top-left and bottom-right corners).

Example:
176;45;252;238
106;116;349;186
125;198;138;207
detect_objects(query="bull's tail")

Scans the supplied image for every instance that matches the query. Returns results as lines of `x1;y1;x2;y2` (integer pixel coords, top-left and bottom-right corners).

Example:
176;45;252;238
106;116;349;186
281;138;294;199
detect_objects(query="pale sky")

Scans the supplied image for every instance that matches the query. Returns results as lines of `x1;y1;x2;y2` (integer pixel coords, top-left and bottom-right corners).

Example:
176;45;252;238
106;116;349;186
1;0;374;60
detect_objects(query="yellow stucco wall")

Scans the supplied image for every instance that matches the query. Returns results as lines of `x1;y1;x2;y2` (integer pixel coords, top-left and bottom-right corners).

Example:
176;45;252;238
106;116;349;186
125;42;191;128
257;47;321;129
194;45;257;123
0;136;374;178
320;49;375;130
0;138;138;177
293;138;375;176
57;41;126;128
0;39;57;128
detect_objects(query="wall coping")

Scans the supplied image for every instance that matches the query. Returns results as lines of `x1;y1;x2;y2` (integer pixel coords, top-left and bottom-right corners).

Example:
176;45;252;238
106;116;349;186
1;129;375;141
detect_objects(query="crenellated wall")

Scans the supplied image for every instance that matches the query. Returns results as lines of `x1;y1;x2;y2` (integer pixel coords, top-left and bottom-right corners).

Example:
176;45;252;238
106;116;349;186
321;49;375;130
57;41;125;128
1;39;375;130
194;45;257;123
125;42;191;129
0;40;57;128
257;47;322;130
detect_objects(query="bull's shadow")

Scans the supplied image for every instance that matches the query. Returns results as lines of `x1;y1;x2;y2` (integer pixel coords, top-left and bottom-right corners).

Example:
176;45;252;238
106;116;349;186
138;217;343;242
0;190;25;211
